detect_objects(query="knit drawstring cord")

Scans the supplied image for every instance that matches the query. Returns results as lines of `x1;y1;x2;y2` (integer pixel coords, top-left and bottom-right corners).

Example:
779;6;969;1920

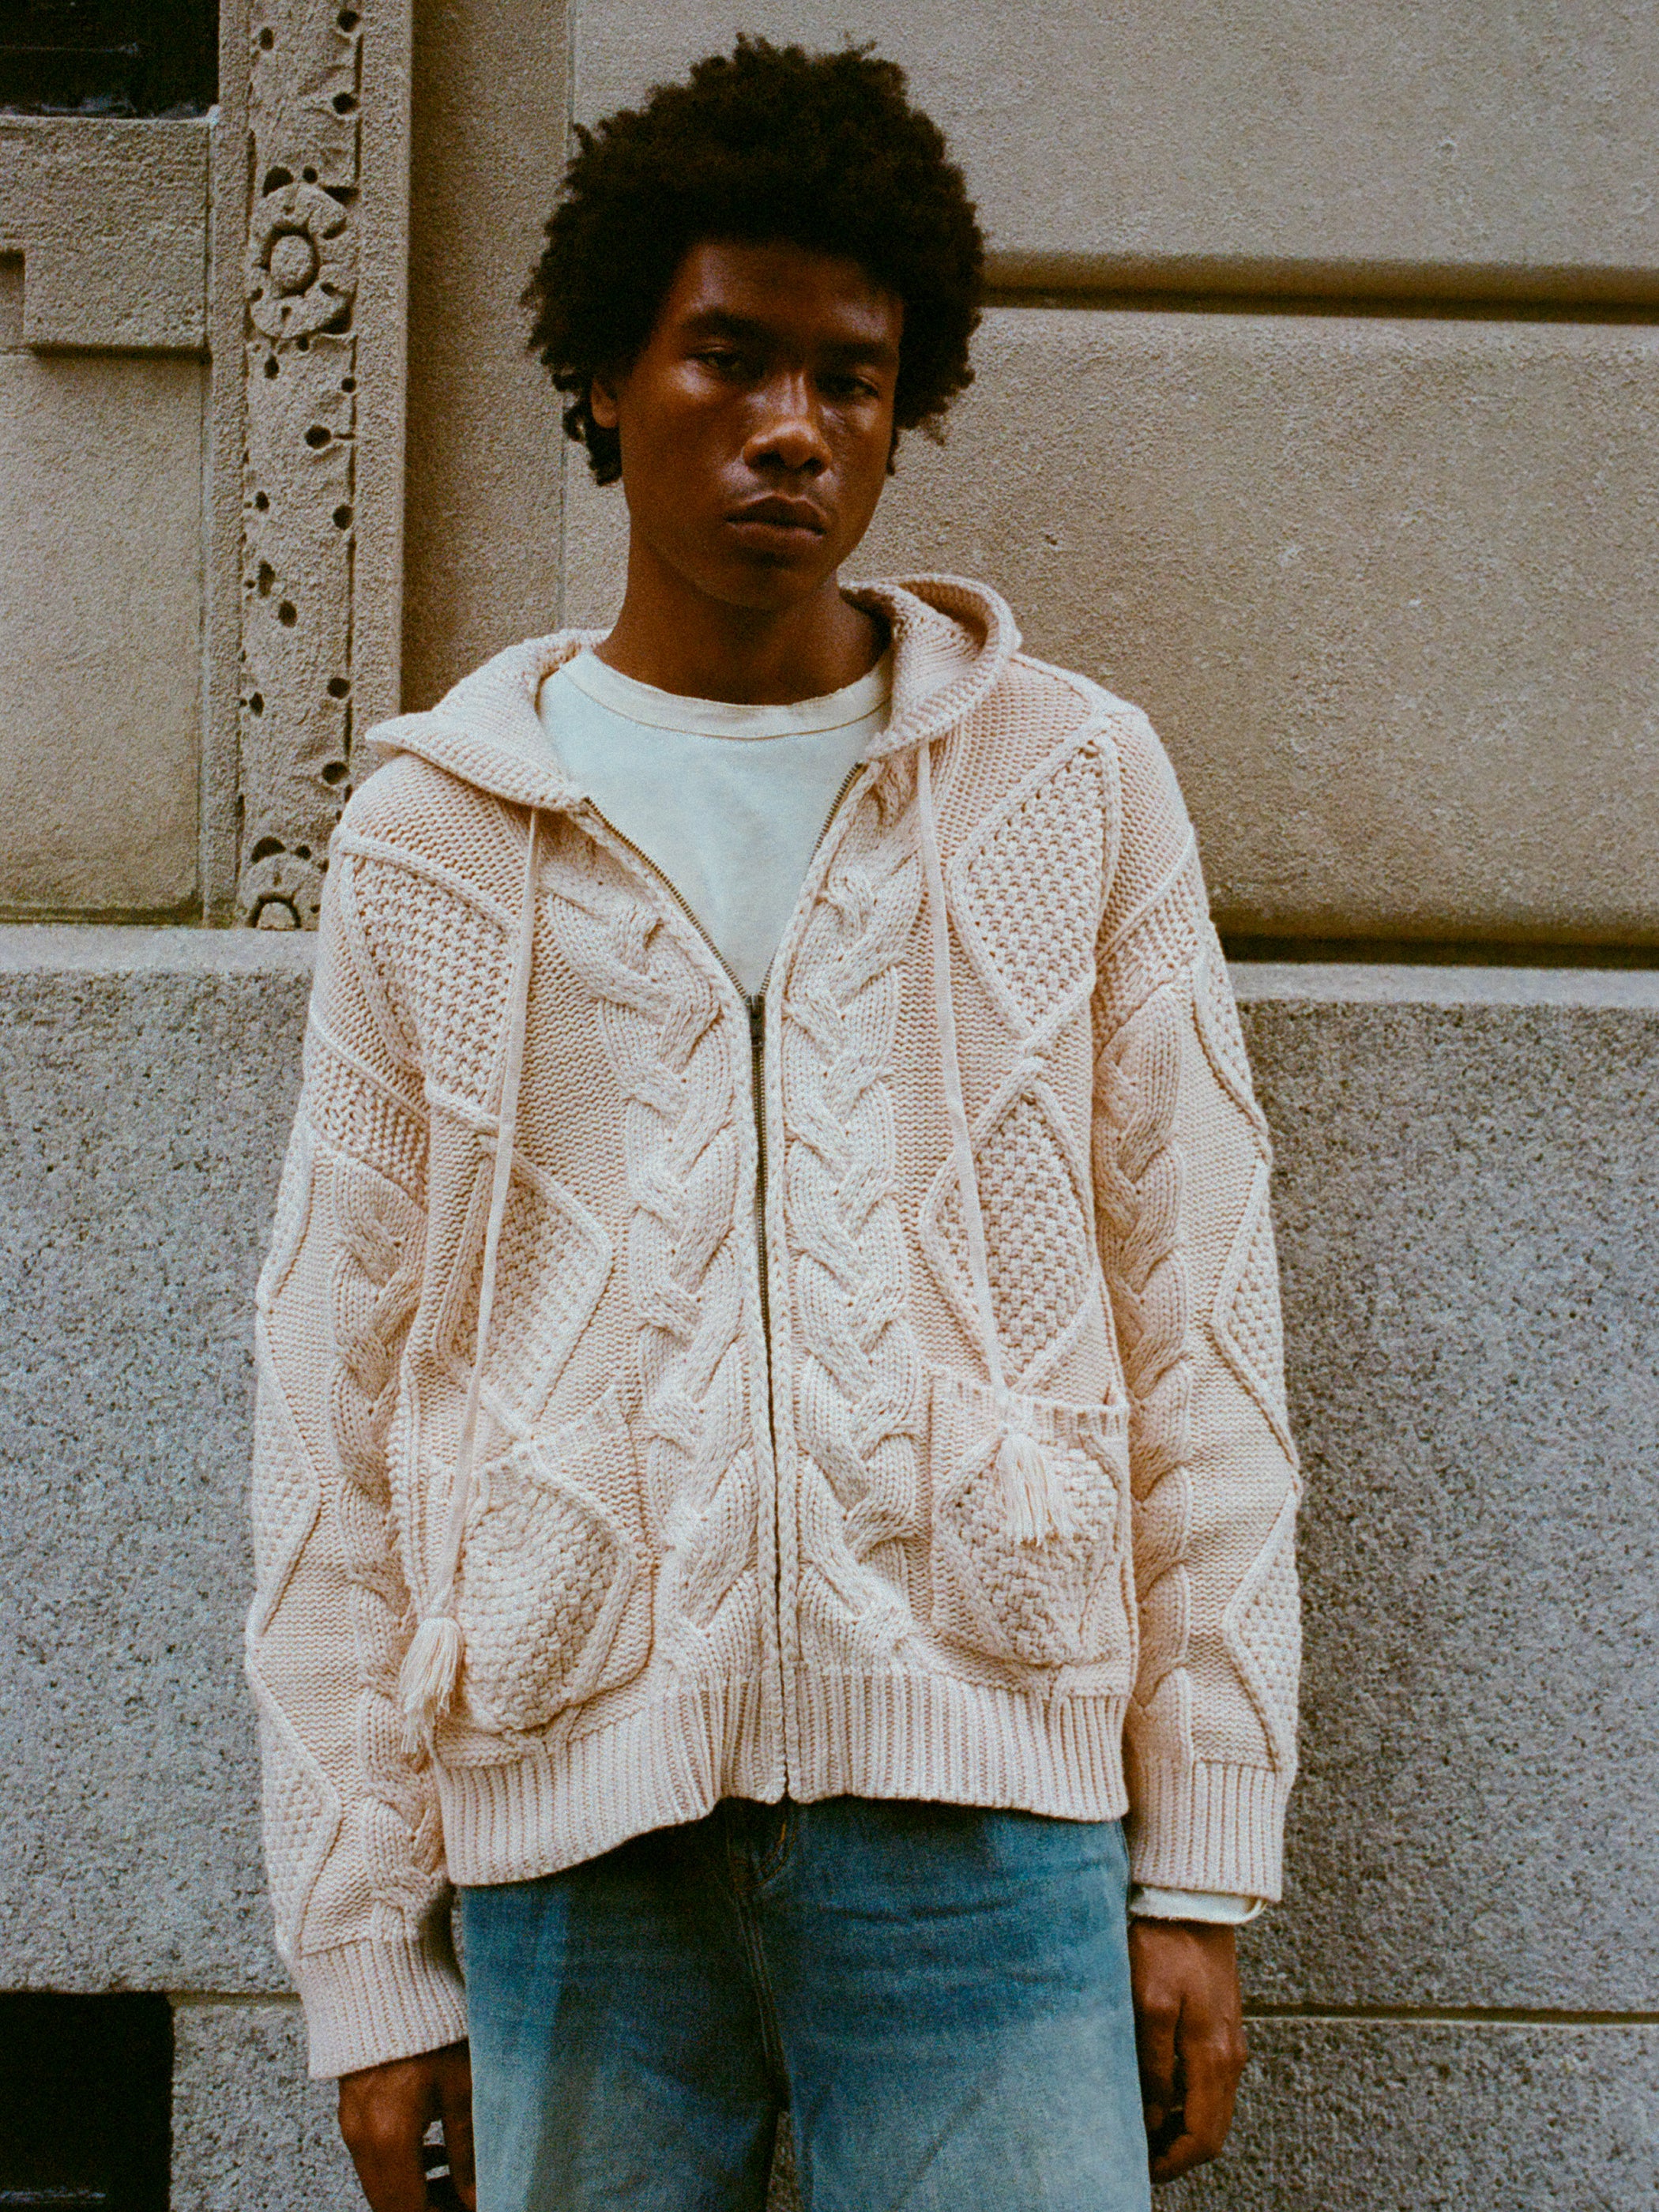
914;743;1077;1544
399;810;543;1752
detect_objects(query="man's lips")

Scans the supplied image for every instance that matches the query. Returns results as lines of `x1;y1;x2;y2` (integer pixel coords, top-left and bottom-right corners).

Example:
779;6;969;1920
726;496;827;536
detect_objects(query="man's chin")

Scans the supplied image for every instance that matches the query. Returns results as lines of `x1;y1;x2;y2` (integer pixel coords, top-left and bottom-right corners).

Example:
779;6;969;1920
696;551;848;612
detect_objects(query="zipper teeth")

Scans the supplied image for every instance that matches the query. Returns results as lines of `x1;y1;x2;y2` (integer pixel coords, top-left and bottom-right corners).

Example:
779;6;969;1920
584;757;866;1303
579;761;868;1778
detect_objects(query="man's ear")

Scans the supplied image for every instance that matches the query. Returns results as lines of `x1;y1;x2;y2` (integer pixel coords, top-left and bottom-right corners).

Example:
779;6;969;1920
589;374;620;431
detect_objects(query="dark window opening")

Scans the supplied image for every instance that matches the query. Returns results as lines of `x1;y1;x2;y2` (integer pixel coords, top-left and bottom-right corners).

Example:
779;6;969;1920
0;1994;171;2210
0;2;216;118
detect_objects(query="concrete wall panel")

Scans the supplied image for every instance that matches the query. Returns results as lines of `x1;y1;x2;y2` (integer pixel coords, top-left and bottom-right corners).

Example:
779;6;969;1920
402;0;570;711
171;2002;356;2211
575;1;1659;295
1172;2019;1659;2210
2;935;1653;2029
0;116;208;350
0;932;310;1988
167;2004;1659;2207
570;308;1659;946
0;350;205;916
1236;972;1659;2011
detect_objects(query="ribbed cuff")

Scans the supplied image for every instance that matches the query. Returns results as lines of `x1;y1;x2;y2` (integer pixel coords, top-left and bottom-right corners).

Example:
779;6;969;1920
1125;1751;1289;1900
293;1932;470;2080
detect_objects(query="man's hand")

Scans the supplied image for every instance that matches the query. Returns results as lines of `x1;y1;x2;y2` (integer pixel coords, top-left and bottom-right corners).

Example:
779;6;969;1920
1128;1920;1247;2186
337;2041;476;2212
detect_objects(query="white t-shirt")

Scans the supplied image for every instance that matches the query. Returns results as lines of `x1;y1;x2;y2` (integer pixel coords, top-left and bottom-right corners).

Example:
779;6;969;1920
537;647;890;996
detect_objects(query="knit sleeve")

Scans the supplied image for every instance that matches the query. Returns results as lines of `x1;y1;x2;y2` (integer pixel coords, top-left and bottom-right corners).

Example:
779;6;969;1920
1090;708;1301;1901
246;837;468;2077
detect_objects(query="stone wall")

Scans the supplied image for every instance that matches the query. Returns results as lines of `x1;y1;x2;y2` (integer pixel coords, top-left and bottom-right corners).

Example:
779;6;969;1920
0;3;1654;2206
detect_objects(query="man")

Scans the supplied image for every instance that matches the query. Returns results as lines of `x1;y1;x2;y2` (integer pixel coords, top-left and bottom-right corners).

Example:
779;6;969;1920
248;39;1300;2212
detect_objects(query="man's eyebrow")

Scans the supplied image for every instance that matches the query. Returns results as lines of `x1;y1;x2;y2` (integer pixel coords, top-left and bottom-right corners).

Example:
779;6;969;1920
680;308;772;343
679;307;899;364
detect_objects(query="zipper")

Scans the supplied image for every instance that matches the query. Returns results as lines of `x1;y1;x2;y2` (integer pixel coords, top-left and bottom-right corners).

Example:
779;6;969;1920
579;758;867;1763
580;760;862;1363
747;993;770;1336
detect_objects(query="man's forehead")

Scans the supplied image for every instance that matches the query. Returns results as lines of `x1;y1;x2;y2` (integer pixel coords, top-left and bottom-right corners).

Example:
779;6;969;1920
664;239;902;346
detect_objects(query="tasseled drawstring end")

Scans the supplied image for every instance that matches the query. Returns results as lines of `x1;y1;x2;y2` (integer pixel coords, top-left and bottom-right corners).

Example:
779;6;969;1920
394;812;541;1763
999;1428;1078;1545
398;1612;464;1755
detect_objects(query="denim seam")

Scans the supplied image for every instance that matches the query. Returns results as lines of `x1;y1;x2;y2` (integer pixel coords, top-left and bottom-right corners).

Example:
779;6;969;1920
755;1800;793;1884
733;1887;792;2109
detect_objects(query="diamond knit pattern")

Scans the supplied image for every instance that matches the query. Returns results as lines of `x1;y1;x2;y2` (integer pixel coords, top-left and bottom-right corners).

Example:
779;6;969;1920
1225;1500;1301;1770
439;1163;611;1430
924;1082;1095;1390
251;1695;339;1963
249;1373;316;1604
352;855;513;1105
1194;931;1270;1149
1212;1161;1294;1454
953;744;1108;1032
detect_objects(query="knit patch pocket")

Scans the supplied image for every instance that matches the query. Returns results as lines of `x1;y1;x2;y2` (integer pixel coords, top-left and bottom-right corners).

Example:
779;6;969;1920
926;1370;1135;1679
457;1385;650;1736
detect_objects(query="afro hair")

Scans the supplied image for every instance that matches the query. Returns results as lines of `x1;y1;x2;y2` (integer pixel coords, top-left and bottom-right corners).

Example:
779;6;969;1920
525;37;984;483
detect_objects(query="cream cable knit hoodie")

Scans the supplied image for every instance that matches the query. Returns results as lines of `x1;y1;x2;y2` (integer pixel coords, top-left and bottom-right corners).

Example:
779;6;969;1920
248;575;1301;2078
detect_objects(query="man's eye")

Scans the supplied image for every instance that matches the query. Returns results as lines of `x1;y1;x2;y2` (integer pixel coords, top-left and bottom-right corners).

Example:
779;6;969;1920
698;348;750;375
822;374;878;401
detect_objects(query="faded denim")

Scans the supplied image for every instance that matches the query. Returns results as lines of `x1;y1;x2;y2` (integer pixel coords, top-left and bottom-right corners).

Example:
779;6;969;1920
462;1796;1152;2212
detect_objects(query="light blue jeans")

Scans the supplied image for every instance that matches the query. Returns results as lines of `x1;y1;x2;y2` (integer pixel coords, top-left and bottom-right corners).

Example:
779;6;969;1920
461;1796;1152;2212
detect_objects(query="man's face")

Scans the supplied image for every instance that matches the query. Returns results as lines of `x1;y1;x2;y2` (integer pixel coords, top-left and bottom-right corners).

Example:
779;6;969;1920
589;239;904;614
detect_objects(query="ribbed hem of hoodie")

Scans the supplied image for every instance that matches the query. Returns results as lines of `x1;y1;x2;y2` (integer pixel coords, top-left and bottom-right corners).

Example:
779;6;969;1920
1123;1751;1289;1901
294;1934;469;2080
438;1678;783;1886
438;1674;1130;1889
787;1670;1131;1817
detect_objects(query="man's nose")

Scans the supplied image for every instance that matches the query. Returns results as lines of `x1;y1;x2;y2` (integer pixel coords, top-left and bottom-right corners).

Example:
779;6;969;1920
744;375;830;474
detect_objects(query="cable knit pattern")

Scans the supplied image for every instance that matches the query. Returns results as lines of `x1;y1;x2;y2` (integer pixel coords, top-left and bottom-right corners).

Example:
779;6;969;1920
1093;988;1197;1707
543;830;758;1673
249;860;468;2078
324;1167;447;1936
250;578;1300;2075
780;803;927;1665
1093;706;1300;1897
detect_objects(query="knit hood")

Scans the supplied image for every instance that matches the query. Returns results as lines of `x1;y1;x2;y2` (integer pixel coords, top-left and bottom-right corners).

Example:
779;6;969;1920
364;574;1021;808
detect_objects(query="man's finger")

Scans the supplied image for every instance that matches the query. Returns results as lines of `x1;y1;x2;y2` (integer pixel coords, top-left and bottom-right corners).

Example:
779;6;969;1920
338;2100;432;2212
439;2051;478;2211
339;2052;453;2212
1164;2028;1244;2175
1149;2119;1209;2186
1133;1992;1179;2131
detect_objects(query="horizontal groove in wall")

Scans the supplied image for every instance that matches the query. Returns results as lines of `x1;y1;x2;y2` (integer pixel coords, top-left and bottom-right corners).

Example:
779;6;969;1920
1221;937;1659;969
985;251;1659;323
0;901;203;929
1232;963;1659;1010
1244;2003;1659;2028
167;1991;301;2010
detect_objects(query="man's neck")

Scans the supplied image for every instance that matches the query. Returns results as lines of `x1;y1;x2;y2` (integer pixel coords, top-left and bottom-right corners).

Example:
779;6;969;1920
596;548;885;705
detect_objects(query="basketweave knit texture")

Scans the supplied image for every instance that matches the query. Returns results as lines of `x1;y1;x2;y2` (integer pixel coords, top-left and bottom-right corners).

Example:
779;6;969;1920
248;576;1300;2078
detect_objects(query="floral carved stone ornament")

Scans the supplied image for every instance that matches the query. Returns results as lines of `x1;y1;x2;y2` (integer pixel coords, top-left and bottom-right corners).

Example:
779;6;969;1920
245;179;357;343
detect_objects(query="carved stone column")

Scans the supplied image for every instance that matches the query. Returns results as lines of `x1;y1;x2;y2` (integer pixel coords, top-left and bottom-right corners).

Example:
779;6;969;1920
233;0;411;929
